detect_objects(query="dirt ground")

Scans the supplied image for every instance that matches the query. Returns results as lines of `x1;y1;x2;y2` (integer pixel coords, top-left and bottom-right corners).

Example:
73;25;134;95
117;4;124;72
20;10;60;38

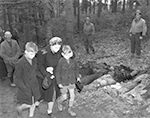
1;77;150;118
0;78;120;118
0;78;85;118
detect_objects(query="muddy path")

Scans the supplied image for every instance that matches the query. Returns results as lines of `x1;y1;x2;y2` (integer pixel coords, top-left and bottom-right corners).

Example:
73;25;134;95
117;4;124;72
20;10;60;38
1;78;150;118
0;79;94;118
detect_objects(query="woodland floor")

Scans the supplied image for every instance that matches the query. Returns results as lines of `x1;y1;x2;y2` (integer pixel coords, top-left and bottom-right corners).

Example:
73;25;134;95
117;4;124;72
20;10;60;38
1;28;150;118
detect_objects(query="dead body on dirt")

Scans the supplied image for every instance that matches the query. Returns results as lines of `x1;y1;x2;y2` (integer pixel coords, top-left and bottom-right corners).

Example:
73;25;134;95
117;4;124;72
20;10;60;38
76;62;138;92
76;61;150;108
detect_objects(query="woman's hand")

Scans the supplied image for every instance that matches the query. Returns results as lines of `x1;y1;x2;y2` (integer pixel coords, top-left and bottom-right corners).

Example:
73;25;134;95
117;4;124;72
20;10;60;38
59;84;63;88
50;75;55;79
77;77;81;82
46;67;54;74
139;36;143;40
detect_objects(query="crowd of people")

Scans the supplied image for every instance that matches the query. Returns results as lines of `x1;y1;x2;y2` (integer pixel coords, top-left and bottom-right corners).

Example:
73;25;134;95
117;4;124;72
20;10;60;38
0;31;81;117
0;9;148;118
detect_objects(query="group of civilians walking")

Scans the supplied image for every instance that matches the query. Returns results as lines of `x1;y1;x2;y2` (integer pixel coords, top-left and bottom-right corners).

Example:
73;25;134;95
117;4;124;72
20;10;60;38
0;31;81;117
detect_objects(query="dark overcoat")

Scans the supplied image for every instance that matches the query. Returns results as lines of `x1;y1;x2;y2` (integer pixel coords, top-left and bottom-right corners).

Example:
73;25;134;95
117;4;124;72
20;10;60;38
14;56;41;105
36;45;61;102
0;39;7;78
0;57;7;78
56;57;79;86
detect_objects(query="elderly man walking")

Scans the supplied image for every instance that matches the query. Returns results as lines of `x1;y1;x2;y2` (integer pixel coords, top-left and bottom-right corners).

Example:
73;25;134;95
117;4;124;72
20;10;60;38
0;31;21;86
129;10;147;58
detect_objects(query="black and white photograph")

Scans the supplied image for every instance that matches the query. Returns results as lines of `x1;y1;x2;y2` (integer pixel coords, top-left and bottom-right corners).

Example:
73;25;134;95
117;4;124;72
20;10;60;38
0;0;150;118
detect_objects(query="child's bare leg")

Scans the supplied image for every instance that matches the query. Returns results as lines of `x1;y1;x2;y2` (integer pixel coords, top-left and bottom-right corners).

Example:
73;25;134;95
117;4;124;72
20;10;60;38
58;87;68;111
68;88;76;116
47;102;56;118
28;100;40;117
29;104;36;117
47;102;54;114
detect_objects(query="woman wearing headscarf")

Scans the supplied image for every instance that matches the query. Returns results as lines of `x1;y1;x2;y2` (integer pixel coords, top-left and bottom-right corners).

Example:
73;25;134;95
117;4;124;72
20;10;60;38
36;37;62;117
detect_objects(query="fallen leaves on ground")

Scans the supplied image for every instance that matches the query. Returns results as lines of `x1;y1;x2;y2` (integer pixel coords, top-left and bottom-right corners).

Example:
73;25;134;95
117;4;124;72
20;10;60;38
73;28;150;118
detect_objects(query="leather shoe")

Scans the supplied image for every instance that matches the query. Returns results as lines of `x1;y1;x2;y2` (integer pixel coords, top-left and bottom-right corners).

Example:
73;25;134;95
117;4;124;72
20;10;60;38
48;113;56;118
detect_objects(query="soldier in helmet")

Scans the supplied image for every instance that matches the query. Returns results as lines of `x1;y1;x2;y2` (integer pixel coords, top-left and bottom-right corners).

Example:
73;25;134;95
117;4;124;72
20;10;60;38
83;17;95;54
129;10;147;58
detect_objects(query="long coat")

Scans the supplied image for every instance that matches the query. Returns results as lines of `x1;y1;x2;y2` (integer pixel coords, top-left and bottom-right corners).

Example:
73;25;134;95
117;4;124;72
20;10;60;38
0;39;20;64
56;57;79;86
37;45;61;102
0;39;7;78
14;56;41;105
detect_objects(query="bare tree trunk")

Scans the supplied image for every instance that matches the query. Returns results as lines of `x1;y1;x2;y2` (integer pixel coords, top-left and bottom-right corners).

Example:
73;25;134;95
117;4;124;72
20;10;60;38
82;0;88;14
73;0;77;16
53;0;57;17
97;0;102;17
34;6;40;44
24;4;31;43
7;6;13;32
65;0;74;47
58;0;61;17
40;0;53;44
112;0;117;13
24;20;31;43
122;0;126;13
44;9;53;44
147;0;149;5
3;3;7;31
128;0;133;9
53;0;61;18
77;0;80;33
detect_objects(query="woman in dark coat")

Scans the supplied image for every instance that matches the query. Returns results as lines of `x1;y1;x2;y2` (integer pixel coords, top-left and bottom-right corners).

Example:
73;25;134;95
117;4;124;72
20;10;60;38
37;37;62;117
0;36;7;79
14;42;41;117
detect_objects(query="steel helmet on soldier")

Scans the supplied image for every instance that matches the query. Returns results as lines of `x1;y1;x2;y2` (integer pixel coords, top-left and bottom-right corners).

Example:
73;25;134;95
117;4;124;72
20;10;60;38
135;9;141;15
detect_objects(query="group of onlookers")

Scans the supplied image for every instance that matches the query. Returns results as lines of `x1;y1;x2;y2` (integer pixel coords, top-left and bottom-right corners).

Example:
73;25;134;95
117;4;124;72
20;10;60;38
83;9;148;58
